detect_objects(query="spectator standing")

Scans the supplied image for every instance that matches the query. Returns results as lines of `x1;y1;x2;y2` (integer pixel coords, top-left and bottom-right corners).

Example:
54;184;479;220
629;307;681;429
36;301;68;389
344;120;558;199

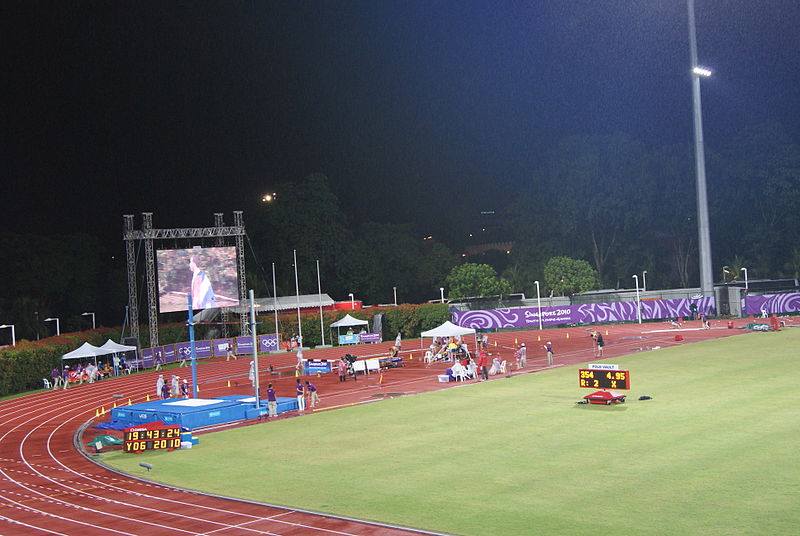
156;374;165;398
544;342;554;366
515;343;527;369
112;354;120;376
295;379;306;412
266;383;278;417
226;345;236;361
337;357;347;382
395;332;402;350
305;380;320;408
180;379;189;399
161;381;170;399
170;375;180;398
62;366;70;389
51;368;61;389
478;349;489;381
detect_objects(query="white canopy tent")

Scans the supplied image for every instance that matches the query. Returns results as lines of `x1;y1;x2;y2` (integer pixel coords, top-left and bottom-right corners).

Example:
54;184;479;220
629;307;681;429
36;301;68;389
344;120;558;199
330;314;369;328
420;321;476;338
61;341;107;370
329;314;369;343
99;339;137;353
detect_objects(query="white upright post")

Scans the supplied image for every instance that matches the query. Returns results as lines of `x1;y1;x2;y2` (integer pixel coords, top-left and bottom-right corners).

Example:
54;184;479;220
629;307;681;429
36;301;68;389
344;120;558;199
534;280;543;330
293;250;303;347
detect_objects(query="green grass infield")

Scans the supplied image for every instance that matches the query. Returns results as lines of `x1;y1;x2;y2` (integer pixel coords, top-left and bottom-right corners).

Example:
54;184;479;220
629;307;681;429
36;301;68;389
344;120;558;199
101;329;800;536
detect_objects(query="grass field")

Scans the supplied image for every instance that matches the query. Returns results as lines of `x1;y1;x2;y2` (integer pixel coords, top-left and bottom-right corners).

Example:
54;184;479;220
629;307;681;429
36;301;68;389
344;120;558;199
102;329;800;536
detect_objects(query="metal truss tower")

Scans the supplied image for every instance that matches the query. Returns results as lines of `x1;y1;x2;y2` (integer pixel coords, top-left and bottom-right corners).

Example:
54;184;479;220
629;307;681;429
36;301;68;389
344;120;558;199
123;212;248;350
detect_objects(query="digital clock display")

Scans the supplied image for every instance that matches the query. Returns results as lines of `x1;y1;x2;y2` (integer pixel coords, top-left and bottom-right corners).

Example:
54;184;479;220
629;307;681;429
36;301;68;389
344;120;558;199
123;424;182;453
578;369;630;390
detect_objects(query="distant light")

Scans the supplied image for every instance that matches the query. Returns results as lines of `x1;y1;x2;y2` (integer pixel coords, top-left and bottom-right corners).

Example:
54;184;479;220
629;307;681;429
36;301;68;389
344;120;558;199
481;228;486;232
261;192;277;203
506;250;511;254
461;253;467;257
692;66;712;77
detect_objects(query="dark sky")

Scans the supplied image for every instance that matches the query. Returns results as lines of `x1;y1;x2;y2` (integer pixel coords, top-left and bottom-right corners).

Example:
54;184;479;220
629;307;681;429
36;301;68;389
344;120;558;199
5;1;799;246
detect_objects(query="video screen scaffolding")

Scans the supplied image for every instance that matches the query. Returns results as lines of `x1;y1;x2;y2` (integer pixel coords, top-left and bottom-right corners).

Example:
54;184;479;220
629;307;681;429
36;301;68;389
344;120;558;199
123;212;248;348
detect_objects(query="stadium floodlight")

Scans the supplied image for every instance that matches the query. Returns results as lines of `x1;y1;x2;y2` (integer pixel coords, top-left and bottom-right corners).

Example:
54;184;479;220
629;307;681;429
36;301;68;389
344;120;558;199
0;324;15;347
44;317;60;336
81;312;96;329
692;66;712;77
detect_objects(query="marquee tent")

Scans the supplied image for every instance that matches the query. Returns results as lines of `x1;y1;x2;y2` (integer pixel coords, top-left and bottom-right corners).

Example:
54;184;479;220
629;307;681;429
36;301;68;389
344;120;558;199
420;321;476;338
99;339;137;353
61;342;105;360
329;314;369;328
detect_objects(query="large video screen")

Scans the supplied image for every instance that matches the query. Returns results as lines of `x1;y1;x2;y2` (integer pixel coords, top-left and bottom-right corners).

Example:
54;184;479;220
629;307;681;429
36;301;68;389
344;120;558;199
156;247;240;313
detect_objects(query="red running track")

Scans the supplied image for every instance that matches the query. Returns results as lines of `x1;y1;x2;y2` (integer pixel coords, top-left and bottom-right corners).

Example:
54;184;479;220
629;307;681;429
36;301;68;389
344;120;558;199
0;318;761;535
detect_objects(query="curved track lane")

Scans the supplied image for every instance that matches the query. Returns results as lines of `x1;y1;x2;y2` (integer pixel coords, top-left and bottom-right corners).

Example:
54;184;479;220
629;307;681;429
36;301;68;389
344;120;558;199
0;319;758;535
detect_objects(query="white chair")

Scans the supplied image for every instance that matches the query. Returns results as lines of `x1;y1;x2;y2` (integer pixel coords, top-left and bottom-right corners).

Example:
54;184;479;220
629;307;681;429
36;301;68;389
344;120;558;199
42;378;51;389
366;359;381;374
424;350;434;364
352;360;367;375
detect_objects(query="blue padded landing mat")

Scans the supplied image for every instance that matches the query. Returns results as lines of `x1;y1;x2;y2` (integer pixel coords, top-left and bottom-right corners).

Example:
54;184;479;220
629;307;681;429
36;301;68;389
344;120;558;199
109;396;298;429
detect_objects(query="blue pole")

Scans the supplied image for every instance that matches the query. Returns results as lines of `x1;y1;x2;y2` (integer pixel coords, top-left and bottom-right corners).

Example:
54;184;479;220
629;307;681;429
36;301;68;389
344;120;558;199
188;295;199;398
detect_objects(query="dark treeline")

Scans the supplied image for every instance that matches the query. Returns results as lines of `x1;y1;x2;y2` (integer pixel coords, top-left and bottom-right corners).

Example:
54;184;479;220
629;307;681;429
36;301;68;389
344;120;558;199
2;122;798;342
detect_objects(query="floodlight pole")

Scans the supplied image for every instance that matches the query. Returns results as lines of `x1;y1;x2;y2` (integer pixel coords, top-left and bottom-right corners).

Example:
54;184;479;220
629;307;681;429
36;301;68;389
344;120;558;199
249;290;260;408
293;249;303;346
642;271;648;293
44;317;60;336
0;324;15;347
440;287;445;303
534;280;543;330
632;275;642;324
317;260;326;346
81;312;96;329
688;0;714;299
741;267;749;290
272;262;279;350
393;286;397;306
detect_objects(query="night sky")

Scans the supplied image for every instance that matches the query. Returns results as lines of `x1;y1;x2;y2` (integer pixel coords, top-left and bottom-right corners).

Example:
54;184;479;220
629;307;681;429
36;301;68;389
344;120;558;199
5;1;799;246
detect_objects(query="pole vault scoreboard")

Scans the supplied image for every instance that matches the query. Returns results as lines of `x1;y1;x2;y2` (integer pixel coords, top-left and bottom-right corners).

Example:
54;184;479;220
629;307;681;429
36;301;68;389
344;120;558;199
578;364;630;390
123;421;181;453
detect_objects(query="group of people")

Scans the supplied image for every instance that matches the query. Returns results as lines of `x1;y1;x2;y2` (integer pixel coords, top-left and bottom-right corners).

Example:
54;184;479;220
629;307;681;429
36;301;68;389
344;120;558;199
155;374;190;399
51;360;122;389
427;335;471;362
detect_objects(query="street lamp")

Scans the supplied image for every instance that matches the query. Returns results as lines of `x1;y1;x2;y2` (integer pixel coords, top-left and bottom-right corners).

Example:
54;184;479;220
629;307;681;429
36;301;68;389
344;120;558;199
81;312;96;329
439;287;445;303
534;280;543;331
0;324;15;347
642;270;648;292
632;275;642;324
741;267;749;290
348;293;355;309
44;317;60;336
688;0;714;298
393;286;397;306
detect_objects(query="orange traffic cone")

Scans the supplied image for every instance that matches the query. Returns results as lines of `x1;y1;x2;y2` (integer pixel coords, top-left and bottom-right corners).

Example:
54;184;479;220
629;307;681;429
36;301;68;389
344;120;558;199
146;394;151;402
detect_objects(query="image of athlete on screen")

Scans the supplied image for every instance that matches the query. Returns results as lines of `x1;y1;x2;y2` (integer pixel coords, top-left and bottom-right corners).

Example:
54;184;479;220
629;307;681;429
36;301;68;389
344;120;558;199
189;255;218;309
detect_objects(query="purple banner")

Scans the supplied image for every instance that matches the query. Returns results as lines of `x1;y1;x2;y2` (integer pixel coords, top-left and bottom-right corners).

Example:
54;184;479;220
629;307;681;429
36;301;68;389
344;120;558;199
258;333;279;352
744;293;800;315
234;336;254;354
194;340;213;358
213;338;234;357
175;342;192;361
453;297;716;329
162;344;175;363
141;347;153;368
359;332;382;343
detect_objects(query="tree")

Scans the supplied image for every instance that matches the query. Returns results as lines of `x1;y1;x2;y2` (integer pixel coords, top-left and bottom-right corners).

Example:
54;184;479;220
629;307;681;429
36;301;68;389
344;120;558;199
444;263;512;300
543;256;599;296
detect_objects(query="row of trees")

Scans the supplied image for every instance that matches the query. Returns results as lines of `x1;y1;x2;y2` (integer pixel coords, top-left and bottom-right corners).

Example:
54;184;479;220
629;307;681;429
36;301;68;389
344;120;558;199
2;123;798;342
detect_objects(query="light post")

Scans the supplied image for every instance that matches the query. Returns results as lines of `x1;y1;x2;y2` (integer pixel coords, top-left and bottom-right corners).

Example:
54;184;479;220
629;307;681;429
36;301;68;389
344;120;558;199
642;270;648;292
632;275;642;324
0;324;15;347
688;0;714;298
440;287;445;303
741;267;749;290
534;280;543;331
393;286;397;306
44;317;60;336
81;312;96;329
348;293;355;309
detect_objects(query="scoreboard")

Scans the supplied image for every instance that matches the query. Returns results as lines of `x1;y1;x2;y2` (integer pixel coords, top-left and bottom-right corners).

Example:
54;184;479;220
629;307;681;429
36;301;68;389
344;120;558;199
123;422;181;453
578;368;630;390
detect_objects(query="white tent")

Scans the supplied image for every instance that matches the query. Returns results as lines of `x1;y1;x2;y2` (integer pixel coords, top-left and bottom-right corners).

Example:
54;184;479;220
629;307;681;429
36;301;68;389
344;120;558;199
330;314;369;328
62;342;106;360
420;321;476;338
99;339;137;353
